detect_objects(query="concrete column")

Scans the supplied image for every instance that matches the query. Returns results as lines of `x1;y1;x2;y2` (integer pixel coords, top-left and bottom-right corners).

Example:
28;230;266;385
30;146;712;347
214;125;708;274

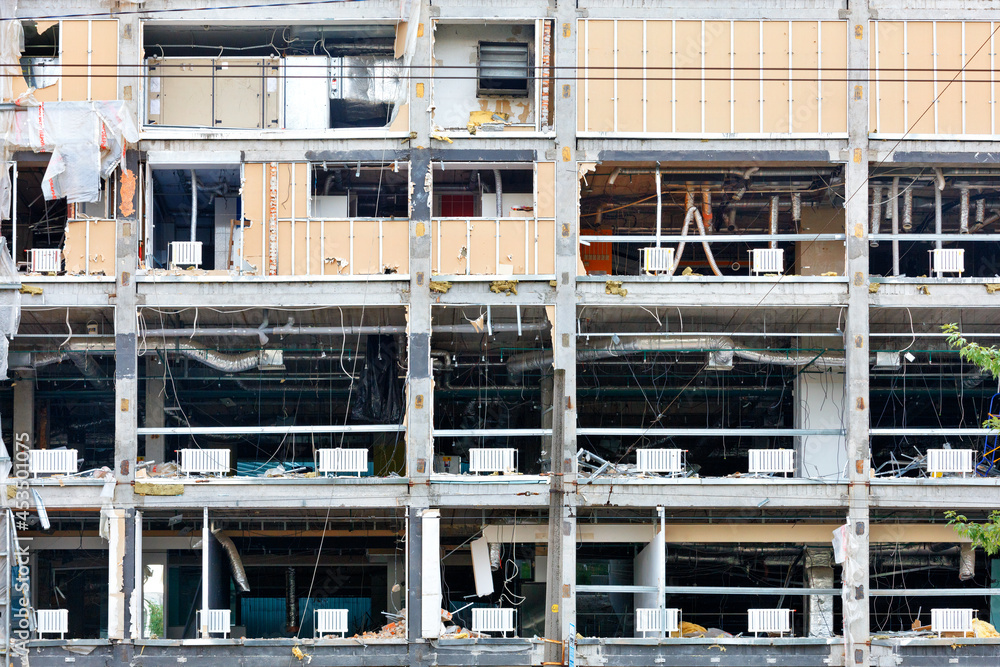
844;3;872;665
543;7;579;659
144;356;166;466
105;508;128;640
804;547;835;637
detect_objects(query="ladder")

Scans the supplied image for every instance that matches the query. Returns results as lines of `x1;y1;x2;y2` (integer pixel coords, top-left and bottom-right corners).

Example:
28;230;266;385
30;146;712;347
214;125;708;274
981;393;1000;475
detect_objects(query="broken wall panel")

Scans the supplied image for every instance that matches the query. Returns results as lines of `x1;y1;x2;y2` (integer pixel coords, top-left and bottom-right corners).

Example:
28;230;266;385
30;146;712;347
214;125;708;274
578;19;848;136
11;20;119;103
63;218;116;275
870;21;1000;137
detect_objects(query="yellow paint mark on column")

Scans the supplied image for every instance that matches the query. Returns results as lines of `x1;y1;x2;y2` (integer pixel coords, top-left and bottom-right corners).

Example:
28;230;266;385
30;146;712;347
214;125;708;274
562;146;571;161
415;222;426;236
119;168;136;217
562;23;571;38
551;604;559;613
417;23;424;37
855;24;863;39
416;83;425;98
853;148;862;163
120;398;130;412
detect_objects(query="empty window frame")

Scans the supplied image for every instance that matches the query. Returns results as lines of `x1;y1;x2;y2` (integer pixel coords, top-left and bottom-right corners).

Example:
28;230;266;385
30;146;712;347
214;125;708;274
477;42;530;97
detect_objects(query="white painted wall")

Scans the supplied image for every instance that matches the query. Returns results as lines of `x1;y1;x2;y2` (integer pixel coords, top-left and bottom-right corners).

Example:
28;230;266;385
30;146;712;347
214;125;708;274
432;23;535;130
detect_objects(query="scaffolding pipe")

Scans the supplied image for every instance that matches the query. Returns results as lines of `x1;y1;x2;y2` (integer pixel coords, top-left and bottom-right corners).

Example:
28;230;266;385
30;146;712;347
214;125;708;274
891;178;900;276
960;186;970;234
769;196;779;249
190;170;198;244
870;186;883;247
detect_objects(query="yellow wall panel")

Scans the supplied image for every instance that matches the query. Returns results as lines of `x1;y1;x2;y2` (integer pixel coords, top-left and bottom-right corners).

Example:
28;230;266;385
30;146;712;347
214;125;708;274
965;22;993;135
276;220;293;275
790;22;819;133
60;20;89;101
353;220;381;274
536;162;555;219
435;220;469;275
821;21;847;133
645;21;673;132
875;22;905;135
673;21;702;133
535;220;555;274
469;220;496;274
90;21;119;101
322;221;351;275
382;220;409;274
586;21;614;132
761;21;790;133
906;22;935;135
498;220;528;274
732;21;761;133
935;22;964;134
616;21;644;132
703;21;731;133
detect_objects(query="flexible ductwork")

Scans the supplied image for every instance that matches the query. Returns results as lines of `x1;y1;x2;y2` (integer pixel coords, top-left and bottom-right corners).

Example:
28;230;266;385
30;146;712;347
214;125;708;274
960;186;970;234
769;196;779;249
791;192;801;224
891;177;900;276
506;335;845;378
493;169;503;217
66;350;112;390
902;188;913;231
172;341;264;373
666;206;723;277
870;186;882;246
211;528;250;593
701;187;714;233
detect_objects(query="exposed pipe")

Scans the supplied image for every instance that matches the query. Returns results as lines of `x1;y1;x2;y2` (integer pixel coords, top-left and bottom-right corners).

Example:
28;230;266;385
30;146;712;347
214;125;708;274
870;186;883;247
959;185;970;234
891;178;900;276
190;170;198;244
933;167;946;191
172;341;266;373
769;196;779;249
902;188;913;231
506;335;845;378
701;187;714;233
65;350;112;390
791;192;801;225
286;566;298;632
976;198;986;225
935;186;943;251
139;322;546;338
492;169;503;217
211;527;250;593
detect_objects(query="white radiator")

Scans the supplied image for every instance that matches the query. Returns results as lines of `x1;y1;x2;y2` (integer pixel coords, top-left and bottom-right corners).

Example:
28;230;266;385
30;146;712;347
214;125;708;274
316;448;368;477
314;608;349;637
640;247;675;273
751;248;785;275
28;248;61;273
636;449;685;475
930;248;965;276
469;448;517;474
635;608;681;636
748;449;795;475
28;449;78;477
472;607;516;635
748;608;792;636
931;608;973;637
170;241;204;267
926;449;975;477
179;448;230;476
198;609;231;637
36;609;69;638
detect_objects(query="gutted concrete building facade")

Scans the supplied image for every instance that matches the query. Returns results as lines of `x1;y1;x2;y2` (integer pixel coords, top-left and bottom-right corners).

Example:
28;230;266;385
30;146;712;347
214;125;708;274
2;0;1000;665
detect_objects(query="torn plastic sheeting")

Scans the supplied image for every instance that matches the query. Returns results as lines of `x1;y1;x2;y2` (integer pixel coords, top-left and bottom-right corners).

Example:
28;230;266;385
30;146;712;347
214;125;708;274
351;334;405;424
5;101;138;202
0;19;23;105
1;161;11;220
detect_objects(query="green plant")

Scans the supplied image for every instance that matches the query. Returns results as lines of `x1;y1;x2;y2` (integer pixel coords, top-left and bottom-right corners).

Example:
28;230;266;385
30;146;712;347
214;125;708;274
944;511;1000;555
943;323;1000;379
145;601;164;639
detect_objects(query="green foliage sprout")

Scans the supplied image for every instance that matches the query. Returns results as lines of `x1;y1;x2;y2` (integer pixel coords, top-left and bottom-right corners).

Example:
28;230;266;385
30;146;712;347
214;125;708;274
942;323;1000;552
944;511;1000;556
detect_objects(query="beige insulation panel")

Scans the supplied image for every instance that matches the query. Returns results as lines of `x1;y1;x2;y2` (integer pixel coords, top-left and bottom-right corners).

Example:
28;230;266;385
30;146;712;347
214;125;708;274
469;221;497;274
579;20;847;134
276;220;294;275
936;22;963;135
434;220;470;275
214;60;264;129
906;22;935;135
149;59;214;127
535;220;555;274
497;220;528;274
795;206;844;276
577;24;585;133
874;22;904;135
12;20;118;102
536;162;555;219
966;22;993;135
276;163;308;220
321;221;352;275
382;220;409;274
240;163;265;275
63;218;115;275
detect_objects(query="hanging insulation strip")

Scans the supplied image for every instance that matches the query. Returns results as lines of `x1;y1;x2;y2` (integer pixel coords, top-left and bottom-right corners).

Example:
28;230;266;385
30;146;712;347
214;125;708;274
267;161;278;276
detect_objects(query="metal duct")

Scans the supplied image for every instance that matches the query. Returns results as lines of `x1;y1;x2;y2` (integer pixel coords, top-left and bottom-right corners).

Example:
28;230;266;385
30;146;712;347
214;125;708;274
285;567;298;632
977;198;986;224
341;55;404;104
769;196;779;249
870;186;882;247
791;192;801;224
959;186;970;234
506;335;845;378
959;543;975;581
210;528;250;593
902;188;913;231
891;177;900;276
493;169;503;217
172;341;263;373
66;350;112;390
140;322;546;338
